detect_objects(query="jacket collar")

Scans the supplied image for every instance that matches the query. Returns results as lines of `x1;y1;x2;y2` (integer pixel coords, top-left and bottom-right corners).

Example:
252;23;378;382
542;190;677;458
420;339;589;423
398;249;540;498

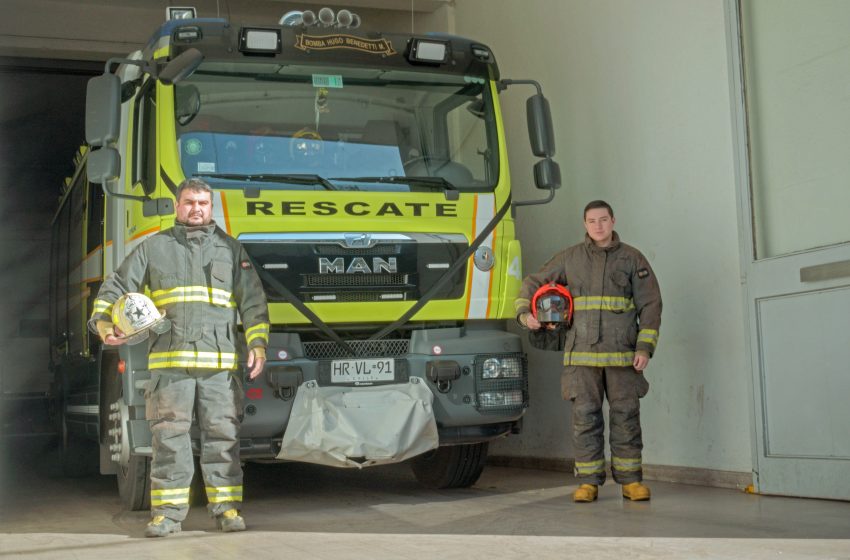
170;220;218;242
584;230;621;253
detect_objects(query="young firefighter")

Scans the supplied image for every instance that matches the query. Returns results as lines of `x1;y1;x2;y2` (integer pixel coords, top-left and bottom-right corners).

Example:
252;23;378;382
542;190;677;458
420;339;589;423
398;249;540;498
88;178;270;536
515;200;662;502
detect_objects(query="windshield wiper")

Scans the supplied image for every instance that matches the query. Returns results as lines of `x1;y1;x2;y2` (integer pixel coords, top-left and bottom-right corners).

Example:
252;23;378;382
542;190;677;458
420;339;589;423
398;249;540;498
331;176;457;191
195;173;337;190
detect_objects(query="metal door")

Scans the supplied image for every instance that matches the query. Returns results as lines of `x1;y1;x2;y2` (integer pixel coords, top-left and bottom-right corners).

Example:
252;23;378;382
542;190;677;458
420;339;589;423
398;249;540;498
729;0;850;499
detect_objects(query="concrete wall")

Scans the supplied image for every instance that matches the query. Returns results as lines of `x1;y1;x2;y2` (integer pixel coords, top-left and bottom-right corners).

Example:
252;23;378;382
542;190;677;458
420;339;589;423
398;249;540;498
453;0;753;476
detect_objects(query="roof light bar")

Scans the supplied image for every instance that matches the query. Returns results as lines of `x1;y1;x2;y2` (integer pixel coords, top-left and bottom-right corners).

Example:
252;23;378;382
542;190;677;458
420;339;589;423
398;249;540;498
239;28;282;55
409;39;449;64
166;7;196;21
471;45;492;62
174;26;202;43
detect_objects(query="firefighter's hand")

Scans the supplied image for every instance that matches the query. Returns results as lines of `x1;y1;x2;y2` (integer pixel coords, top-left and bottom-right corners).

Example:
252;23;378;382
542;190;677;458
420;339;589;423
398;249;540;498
525;314;543;330
246;347;266;380
633;351;650;372
98;321;128;346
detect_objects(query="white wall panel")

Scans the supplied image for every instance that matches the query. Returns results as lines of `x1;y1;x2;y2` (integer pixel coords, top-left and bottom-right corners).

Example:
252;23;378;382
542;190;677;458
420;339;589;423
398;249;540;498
454;0;753;474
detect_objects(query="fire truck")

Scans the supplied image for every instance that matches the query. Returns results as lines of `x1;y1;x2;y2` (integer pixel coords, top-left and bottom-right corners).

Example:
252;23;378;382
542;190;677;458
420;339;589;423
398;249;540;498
50;8;559;509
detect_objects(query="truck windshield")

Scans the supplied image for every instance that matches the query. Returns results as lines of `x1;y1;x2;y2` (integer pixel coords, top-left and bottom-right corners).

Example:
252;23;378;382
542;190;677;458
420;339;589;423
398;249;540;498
173;61;499;192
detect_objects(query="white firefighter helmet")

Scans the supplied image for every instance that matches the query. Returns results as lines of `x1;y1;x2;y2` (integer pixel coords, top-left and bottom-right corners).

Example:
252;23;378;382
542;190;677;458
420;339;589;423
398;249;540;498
111;293;170;344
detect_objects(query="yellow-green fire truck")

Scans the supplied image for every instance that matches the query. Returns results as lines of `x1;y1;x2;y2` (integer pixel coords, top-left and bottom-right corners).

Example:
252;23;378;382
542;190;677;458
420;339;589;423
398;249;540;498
50;10;559;509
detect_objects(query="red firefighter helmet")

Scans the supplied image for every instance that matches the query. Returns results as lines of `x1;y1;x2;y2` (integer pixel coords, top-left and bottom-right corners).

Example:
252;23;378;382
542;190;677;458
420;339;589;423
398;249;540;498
531;283;574;326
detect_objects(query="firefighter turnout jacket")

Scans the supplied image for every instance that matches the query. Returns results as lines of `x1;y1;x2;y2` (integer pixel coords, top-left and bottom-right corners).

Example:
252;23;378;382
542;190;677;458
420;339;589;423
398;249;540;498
88;220;269;520
515;232;661;486
88;221;270;366
514;232;662;369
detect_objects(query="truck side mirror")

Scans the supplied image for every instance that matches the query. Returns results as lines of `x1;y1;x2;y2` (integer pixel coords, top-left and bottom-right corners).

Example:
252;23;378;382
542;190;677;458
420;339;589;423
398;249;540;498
501;78;561;210
87;147;120;185
85;74;121;148
534;158;561;190
158;48;204;85
527;93;555;158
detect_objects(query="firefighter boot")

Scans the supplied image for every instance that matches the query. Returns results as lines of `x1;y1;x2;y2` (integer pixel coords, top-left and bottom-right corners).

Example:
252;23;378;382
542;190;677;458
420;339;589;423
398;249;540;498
622;482;651;501
216;508;246;532
573;484;598;503
144;515;182;537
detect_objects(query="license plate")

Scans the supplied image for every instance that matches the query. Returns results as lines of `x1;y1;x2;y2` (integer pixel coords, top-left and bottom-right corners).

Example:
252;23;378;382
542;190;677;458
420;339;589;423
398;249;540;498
330;358;395;383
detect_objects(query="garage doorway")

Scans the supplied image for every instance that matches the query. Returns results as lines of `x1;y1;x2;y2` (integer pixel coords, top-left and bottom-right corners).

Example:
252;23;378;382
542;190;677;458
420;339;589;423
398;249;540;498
0;57;99;434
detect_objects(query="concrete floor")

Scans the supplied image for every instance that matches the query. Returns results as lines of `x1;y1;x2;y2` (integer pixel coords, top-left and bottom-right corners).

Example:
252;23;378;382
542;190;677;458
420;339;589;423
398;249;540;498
1;436;849;559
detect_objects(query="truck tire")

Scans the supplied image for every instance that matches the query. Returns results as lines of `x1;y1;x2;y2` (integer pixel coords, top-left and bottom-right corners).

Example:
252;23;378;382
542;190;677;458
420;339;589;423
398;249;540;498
117;455;151;511
411;442;488;489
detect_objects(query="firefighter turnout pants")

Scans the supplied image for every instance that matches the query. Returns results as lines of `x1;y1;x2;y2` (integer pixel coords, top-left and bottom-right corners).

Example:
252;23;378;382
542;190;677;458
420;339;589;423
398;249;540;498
564;366;649;485
146;368;243;520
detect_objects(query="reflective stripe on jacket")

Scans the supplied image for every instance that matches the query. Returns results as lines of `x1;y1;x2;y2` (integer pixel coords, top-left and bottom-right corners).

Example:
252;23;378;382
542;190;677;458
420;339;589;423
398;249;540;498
515;232;661;366
88;221;269;369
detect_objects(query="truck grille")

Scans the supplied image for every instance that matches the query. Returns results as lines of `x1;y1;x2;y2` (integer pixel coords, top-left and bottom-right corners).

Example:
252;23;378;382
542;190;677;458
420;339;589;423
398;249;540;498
314;244;401;256
240;233;468;304
304;273;407;287
304;339;410;359
306;292;408;302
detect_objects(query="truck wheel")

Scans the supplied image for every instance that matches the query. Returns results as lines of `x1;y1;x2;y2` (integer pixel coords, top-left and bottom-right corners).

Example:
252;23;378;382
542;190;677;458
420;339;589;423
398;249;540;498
411;442;488;489
100;354;150;511
117;455;151;511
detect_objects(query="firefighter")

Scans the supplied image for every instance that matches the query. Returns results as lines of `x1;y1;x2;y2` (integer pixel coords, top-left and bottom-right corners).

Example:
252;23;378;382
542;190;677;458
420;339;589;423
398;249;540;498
88;178;270;536
515;200;661;503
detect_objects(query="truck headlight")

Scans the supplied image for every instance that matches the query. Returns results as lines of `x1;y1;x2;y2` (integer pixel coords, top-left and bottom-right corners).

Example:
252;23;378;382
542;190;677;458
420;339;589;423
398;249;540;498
478;390;524;407
474;353;528;413
481;356;523;379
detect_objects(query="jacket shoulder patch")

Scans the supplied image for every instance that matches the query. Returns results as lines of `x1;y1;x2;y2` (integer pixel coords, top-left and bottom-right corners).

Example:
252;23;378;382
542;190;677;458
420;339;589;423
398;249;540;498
637;268;650;279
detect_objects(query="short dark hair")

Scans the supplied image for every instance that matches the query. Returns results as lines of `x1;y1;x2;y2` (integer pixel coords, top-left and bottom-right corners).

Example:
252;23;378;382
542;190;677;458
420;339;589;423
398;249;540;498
175;178;212;202
584;200;613;219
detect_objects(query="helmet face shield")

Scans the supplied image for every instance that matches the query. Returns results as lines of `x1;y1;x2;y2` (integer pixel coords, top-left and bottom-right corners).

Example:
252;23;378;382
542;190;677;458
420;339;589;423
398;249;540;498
536;294;567;324
111;293;170;345
531;283;574;327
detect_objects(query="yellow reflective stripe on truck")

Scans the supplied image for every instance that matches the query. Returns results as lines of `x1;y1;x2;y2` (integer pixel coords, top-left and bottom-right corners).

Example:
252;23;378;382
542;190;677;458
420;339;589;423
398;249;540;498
465;194;496;319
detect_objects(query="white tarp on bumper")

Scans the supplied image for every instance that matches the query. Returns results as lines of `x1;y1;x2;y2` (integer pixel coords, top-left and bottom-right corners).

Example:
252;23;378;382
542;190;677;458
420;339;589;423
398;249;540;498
277;377;439;468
